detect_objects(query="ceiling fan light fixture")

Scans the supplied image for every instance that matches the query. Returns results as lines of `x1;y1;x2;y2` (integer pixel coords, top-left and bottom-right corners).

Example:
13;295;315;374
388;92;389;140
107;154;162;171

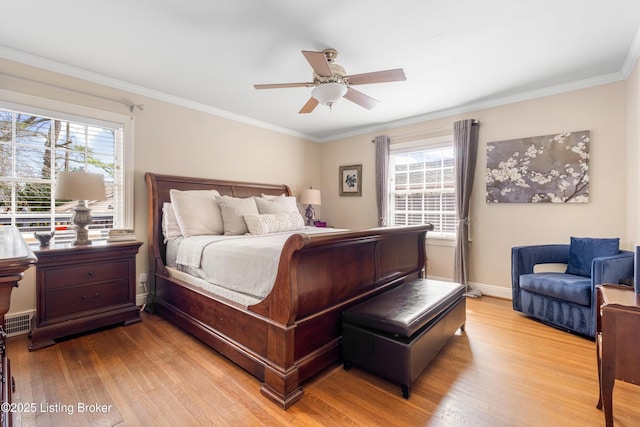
255;49;406;114
311;82;348;108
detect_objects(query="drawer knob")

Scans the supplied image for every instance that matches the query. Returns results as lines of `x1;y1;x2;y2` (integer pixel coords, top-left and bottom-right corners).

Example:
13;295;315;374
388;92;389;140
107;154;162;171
88;271;94;276
81;292;100;302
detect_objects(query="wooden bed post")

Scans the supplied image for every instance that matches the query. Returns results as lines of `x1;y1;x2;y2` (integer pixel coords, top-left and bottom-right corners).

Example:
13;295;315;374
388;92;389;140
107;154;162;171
260;323;303;408
255;233;306;407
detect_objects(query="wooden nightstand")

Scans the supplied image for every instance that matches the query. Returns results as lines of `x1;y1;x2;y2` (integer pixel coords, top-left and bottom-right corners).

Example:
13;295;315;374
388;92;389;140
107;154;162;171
596;284;640;427
29;240;142;351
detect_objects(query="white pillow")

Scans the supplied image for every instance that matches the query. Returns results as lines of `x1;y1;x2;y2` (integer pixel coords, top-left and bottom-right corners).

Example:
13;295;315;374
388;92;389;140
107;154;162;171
244;212;306;235
215;195;259;235
161;202;182;242
254;195;298;214
261;193;286;199
169;189;223;237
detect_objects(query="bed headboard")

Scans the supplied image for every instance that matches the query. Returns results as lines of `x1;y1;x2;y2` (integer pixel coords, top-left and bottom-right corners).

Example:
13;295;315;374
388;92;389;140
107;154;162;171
145;172;292;275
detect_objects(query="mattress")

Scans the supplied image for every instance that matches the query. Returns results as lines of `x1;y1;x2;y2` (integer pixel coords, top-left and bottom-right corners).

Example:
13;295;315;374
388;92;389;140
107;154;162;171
164;227;345;303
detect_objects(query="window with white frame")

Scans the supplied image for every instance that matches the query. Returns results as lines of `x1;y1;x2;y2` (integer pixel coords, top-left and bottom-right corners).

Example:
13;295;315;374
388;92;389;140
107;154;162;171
388;136;457;239
0;98;132;244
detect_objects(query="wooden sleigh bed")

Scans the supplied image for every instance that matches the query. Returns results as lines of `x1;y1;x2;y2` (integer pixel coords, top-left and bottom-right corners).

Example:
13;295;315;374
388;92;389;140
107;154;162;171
145;172;432;408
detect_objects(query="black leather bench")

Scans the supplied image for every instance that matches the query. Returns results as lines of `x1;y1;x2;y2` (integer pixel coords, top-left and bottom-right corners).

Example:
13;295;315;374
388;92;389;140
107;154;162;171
342;279;466;398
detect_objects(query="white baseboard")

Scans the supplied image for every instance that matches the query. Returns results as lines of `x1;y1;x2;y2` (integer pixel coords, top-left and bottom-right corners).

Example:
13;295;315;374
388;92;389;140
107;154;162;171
469;281;512;300
427;275;513;300
136;293;149;307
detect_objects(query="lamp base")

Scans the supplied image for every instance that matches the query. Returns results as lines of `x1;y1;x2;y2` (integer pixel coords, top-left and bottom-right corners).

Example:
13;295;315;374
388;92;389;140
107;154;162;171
71;201;93;245
304;205;315;226
73;226;92;246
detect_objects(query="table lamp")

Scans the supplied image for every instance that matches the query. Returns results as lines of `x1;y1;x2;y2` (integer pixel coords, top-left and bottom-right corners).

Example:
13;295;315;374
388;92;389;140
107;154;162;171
54;171;107;245
300;188;321;226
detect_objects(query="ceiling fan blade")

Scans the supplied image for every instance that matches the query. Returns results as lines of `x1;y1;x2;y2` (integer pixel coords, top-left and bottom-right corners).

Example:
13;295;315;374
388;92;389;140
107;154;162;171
302;50;332;77
254;82;314;89
346;68;406;85
343;87;380;110
299;97;319;114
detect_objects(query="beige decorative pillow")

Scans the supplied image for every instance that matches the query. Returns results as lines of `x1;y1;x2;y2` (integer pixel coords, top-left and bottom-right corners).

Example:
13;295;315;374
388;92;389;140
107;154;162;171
169;189;223;237
254;195;298;214
215;195;259;235
244;212;306;235
161;202;182;242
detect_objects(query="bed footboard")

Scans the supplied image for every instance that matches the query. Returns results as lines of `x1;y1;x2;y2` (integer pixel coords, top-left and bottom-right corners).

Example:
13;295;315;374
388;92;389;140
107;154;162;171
250;225;431;406
145;172;432;408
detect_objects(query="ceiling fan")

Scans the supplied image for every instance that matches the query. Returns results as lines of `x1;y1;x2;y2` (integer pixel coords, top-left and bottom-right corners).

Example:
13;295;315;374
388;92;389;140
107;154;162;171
253;49;406;114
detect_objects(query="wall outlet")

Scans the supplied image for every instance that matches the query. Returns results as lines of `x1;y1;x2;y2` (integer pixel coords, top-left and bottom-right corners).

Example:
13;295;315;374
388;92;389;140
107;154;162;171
139;273;148;287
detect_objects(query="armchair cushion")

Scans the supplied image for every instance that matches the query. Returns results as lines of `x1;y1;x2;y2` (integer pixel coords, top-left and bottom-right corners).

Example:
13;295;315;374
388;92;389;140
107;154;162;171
519;273;591;306
566;237;619;277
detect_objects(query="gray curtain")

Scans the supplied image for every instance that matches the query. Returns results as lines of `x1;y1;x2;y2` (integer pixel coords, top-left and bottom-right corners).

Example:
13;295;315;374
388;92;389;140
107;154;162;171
374;135;390;227
453;119;479;288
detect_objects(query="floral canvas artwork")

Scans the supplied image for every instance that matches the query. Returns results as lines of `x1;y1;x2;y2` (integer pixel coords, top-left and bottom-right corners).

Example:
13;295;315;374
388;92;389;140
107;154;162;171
486;130;589;203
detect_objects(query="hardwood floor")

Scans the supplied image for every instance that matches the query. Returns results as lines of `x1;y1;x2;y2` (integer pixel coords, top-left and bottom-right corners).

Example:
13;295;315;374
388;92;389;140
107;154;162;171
6;297;639;426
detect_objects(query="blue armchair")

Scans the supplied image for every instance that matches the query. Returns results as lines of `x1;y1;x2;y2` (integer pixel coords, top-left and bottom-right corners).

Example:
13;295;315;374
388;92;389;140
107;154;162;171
511;238;634;338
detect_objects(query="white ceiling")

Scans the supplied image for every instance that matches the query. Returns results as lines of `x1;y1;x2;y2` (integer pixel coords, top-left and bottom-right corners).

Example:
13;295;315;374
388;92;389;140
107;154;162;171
1;1;639;142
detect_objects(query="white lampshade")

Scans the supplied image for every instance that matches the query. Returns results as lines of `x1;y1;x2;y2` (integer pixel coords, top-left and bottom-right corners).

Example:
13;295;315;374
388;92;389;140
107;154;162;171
311;82;347;106
54;171;107;246
300;188;321;206
55;171;107;201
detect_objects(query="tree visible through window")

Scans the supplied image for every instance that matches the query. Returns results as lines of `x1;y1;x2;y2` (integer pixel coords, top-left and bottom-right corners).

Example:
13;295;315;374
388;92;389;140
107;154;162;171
0;107;124;243
388;144;457;238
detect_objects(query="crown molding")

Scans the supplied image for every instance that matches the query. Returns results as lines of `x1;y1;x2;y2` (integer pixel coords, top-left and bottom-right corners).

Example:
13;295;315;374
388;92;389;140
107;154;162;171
0;43;635;145
318;71;627;143
622;27;640;77
0;45;316;142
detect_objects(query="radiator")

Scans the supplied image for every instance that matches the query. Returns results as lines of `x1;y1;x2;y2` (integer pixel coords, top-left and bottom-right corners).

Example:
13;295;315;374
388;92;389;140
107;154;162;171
4;311;34;337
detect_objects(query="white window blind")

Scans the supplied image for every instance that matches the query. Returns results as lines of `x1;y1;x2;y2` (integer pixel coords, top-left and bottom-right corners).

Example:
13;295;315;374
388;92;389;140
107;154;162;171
0;105;128;243
388;137;457;239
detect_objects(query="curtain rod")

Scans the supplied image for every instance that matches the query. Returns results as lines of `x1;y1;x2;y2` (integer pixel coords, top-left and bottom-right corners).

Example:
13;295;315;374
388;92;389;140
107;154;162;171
0;71;143;113
371;119;479;143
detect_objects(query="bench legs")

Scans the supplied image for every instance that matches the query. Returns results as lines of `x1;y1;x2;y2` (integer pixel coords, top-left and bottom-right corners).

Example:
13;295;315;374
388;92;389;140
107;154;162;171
401;384;410;399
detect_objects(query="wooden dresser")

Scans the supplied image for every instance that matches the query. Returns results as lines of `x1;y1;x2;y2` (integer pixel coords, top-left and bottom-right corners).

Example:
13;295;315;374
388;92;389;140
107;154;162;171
596;284;640;427
0;227;37;427
29;240;142;351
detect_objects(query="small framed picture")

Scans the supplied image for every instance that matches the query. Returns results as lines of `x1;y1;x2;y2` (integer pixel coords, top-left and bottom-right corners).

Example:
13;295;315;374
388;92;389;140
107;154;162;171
339;164;362;196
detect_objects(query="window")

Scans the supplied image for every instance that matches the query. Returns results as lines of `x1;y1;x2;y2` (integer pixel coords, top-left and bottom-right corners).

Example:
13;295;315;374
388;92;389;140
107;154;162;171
0;97;132;244
388;137;457;239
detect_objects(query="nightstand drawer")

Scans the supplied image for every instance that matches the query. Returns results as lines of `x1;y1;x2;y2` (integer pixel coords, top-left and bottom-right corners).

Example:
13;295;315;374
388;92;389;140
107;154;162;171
45;279;130;319
44;260;129;290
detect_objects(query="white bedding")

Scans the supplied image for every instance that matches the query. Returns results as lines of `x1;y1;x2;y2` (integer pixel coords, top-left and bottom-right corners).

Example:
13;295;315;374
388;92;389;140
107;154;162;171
171;227;344;300
166;267;262;306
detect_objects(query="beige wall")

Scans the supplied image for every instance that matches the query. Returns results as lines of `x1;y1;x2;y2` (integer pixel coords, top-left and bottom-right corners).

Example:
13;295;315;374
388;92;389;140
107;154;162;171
319;118;460;281
627;60;640;245
0;59;319;314
322;81;631;297
2;58;638;312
